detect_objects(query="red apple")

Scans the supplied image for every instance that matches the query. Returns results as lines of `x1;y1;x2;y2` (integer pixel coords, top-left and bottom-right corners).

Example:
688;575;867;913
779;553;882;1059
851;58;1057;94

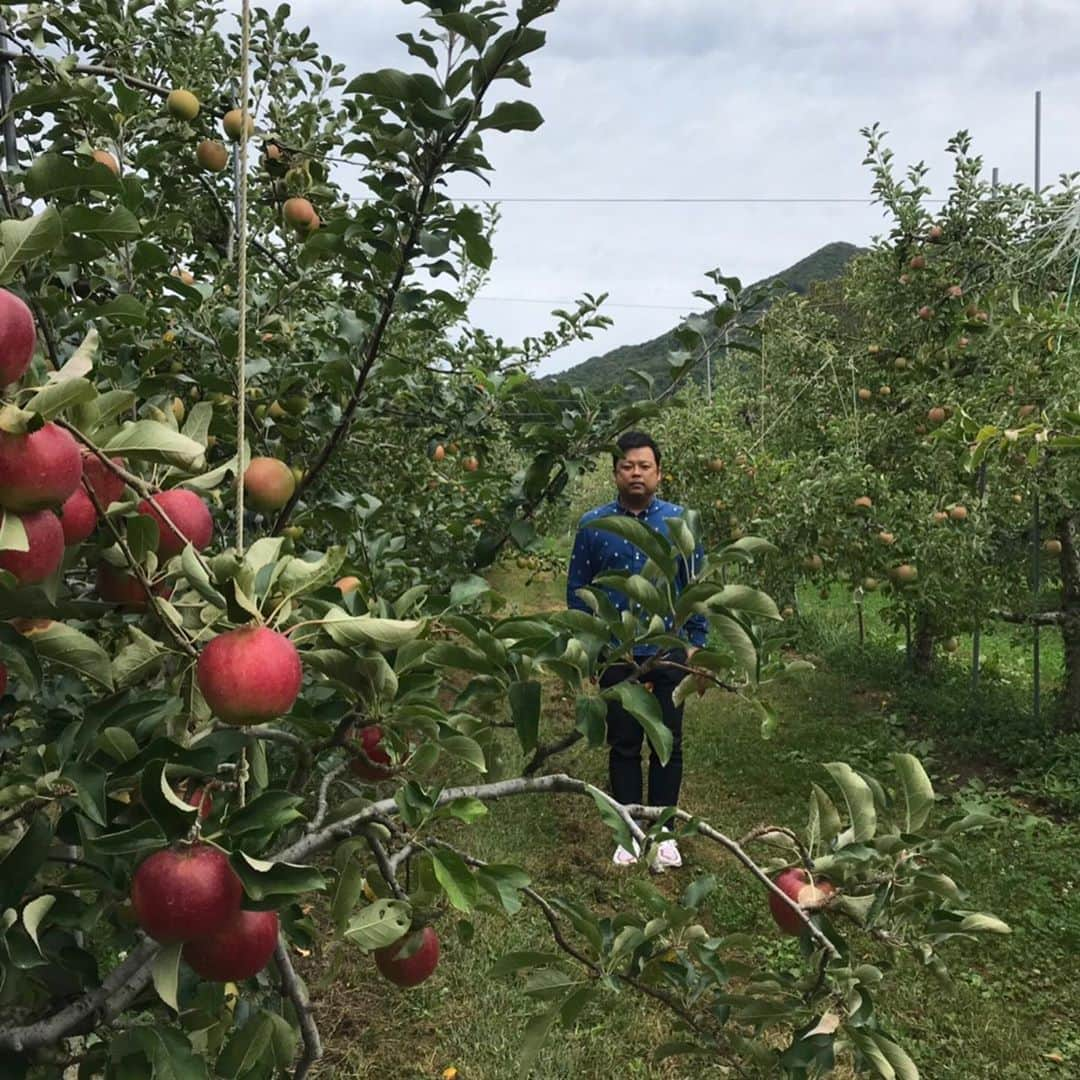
197;625;302;726
0;510;65;584
374;926;440;987
95;562;170;612
349;724;393;780
137;489;213;558
0;289;36;386
0;422;83;511
60;488;98;545
767;867;836;936
81;451;127;507
130;843;243;943
183;909;279;981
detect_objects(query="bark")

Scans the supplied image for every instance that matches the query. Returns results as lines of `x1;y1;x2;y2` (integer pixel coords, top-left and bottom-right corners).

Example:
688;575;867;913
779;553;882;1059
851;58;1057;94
913;611;935;676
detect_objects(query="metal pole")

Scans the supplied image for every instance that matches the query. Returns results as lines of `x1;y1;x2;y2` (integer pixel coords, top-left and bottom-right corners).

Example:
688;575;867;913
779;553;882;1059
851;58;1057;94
1033;491;1041;724
1034;90;1041;194
0;17;17;169
705;343;712;405
905;612;913;672
991;166;999;193
857;601;865;647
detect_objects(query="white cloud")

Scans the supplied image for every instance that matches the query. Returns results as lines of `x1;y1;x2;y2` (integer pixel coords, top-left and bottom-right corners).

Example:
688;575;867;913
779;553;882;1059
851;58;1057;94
276;1;1078;375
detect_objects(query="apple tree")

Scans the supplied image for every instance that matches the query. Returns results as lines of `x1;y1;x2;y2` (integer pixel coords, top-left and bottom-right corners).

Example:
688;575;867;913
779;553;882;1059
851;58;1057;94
0;3;1015;1077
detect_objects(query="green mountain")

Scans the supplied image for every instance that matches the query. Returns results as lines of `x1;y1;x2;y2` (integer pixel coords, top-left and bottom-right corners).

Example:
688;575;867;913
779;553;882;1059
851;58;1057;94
545;241;862;393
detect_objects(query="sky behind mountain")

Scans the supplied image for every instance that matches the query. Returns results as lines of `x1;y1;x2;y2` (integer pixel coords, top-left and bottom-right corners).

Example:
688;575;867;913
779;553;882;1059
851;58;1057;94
281;1;1078;375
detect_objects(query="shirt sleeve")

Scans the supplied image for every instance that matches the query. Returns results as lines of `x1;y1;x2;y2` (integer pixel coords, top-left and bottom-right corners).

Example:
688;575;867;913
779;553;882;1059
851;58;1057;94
566;523;595;612
682;535;709;648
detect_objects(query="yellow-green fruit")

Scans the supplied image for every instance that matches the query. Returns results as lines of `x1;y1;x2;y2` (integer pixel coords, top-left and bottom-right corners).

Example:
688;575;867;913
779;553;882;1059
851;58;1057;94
281;525;304;540
283;394;309;416
291;466;304;486
223;108;255;142
171;397;185;423
243;456;296;512
254;404;268;420
166;89;200;121
196;139;229;172
268;401;287;420
943;637;960;653
862;577;879;592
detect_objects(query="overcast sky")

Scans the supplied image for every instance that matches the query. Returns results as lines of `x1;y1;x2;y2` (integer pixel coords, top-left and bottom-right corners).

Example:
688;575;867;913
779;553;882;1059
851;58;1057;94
282;1;1078;376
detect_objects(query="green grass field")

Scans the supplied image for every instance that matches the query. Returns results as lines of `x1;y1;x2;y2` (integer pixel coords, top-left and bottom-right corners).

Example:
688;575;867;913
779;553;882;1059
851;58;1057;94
302;567;1080;1079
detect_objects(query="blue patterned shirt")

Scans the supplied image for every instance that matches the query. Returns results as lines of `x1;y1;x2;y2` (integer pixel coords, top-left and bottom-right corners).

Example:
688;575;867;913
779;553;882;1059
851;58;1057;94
566;496;708;654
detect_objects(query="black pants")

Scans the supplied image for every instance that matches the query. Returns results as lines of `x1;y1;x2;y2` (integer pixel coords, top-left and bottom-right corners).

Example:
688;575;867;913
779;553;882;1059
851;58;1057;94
600;656;685;809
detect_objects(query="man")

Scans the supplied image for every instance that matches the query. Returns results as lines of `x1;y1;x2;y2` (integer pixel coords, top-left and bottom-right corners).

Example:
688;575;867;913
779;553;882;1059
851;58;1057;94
566;431;708;869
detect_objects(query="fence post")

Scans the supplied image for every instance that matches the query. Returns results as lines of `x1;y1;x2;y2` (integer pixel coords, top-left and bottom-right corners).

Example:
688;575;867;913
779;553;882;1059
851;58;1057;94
1033;490;1041;724
0;16;17;168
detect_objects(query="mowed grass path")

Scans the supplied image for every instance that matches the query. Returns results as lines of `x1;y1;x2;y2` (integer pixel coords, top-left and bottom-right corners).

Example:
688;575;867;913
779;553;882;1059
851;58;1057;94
304;568;1080;1079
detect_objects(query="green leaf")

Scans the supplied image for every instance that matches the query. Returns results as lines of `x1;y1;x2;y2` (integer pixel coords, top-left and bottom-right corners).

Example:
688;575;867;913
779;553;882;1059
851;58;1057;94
62;205;141;242
605;682;672;765
223;791;305;838
230;853;326;903
871;1032;920;1080
518;999;563;1079
0;207;62;283
24;154;122;197
824;762;877;845
87;819;166;856
104;421;205;471
490;950;562;976
575;694;607;747
140;760;198;841
709;584;781;621
509;680;541;754
0;814;53;909
217;1012;274;1078
0;510;28;553
586;514;675;578
113;626;170;688
21;894;55;954
476;864;530;915
96;725;141;762
24;377;97;421
708;614;758;680
439;734;486;772
476;100;544;132
446;797;488;824
588;787;636;855
180;544;228;608
957;912;1011;934
152;942;183;1013
27;620;114;689
808;783;843;851
342;899;412;950
431;849;478;912
64;761;109;826
332;857;367;934
321;609;425;650
890;753;935;833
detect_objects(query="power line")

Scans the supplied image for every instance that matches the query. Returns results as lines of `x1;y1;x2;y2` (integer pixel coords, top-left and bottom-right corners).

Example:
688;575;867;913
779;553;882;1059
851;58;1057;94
448;195;946;205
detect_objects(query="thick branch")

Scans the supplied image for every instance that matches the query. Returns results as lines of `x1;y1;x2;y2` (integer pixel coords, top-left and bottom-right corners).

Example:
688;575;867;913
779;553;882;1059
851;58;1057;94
275;773;646;865
523;729;583;776
0;937;158;1053
274;940;322;1080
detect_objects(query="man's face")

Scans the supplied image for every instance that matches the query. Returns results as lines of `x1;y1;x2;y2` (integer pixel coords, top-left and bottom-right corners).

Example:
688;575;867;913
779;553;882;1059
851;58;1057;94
614;446;661;504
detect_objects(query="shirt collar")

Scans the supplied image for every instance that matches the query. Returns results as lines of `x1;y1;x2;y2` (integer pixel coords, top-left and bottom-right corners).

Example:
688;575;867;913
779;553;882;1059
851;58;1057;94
614;496;658;518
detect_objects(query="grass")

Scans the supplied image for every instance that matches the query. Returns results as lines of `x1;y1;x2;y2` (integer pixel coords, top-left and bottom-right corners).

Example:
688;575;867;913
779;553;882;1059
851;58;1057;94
299;566;1080;1079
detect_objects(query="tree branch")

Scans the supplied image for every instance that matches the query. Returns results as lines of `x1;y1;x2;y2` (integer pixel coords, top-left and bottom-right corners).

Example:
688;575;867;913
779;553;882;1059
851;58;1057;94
0;937;159;1053
989;608;1066;626
274;940;322;1080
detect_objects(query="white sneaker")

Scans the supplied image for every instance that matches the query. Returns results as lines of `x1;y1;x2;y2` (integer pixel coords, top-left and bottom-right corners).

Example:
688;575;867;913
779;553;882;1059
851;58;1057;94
653;839;682;870
612;842;640;866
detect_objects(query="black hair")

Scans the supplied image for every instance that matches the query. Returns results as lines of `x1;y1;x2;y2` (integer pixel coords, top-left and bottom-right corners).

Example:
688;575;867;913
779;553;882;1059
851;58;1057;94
612;430;661;469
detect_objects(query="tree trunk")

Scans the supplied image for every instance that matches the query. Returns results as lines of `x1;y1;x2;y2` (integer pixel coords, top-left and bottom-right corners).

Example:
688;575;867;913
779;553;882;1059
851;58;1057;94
1057;517;1080;733
913;611;935;676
